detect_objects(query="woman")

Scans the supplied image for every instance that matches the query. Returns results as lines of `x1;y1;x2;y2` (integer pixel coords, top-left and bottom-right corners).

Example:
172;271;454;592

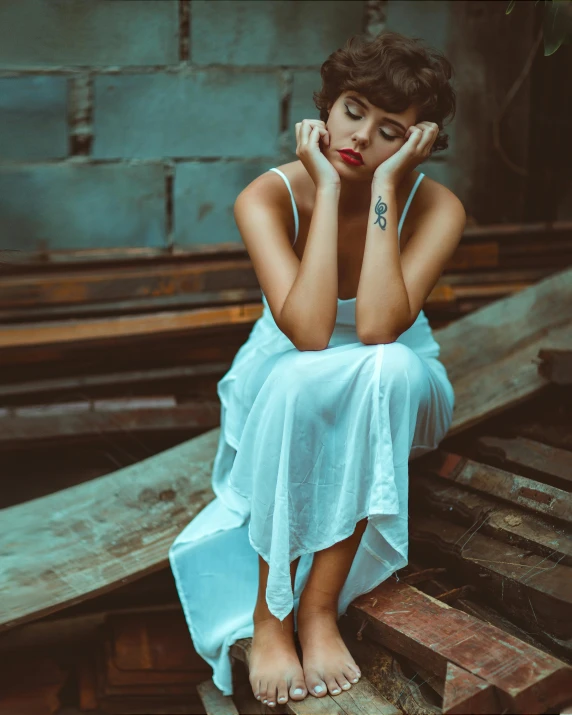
170;30;465;709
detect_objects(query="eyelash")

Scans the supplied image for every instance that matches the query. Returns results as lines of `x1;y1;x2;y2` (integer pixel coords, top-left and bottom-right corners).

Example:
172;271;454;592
344;107;397;142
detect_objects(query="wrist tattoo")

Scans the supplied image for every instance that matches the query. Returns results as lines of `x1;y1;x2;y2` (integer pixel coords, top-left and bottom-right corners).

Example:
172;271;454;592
374;195;387;231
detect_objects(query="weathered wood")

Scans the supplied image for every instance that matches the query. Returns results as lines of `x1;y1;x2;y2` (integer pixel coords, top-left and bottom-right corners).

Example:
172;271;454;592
0;303;262;349
230;638;399;715
410;471;572;567
538;348;572;385
337;618;441;715
476;434;572;490
442;662;501;714
0;361;229;404
0;429;219;630
197;679;239;715
0;397;220;445
437;268;572;434
347;580;572;714
416;450;572;523
409;514;572;639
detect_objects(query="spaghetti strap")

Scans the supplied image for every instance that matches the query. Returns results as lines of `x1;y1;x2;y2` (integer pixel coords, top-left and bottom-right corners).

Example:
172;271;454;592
268;168;299;245
397;172;424;249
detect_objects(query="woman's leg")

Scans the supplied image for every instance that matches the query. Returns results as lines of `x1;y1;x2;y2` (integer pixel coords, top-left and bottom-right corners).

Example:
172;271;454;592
297;517;367;697
249;555;307;707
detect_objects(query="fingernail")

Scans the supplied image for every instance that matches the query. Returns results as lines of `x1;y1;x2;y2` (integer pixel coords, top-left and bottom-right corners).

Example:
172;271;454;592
293;688;304;695
314;685;324;693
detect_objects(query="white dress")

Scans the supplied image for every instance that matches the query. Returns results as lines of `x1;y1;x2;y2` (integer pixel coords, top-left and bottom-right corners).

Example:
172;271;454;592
169;168;455;696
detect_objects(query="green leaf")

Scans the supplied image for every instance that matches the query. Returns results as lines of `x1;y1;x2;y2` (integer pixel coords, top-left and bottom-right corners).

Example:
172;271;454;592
543;0;572;55
506;0;516;14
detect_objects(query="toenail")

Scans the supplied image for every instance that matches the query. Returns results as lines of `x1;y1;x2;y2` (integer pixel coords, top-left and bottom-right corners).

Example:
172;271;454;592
342;683;351;690
314;685;324;693
263;699;267;703
352;677;359;683
293;687;304;695
278;696;287;702
268;702;275;707
332;688;341;694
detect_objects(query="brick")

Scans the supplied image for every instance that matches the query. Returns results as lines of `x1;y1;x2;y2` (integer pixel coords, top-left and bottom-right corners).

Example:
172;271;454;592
93;70;281;159
0;164;166;251
0;0;178;68
173;160;272;247
191;0;364;66
0;76;68;159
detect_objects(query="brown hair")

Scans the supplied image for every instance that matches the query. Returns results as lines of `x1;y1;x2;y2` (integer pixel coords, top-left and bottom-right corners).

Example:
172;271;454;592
313;31;456;154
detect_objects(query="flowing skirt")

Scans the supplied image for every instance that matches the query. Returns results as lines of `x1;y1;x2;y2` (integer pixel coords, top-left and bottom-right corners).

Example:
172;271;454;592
169;316;454;695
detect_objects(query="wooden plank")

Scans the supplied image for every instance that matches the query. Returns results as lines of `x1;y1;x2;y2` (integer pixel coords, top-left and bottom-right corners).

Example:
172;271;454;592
0;362;229;403
437;267;572;434
0;428;220;630
197;679;239;715
410;471;572;567
417;450;572;524
230;638;399;715
538;348;572;384
0;302;262;349
476;435;572;490
442;662;501;714
347;580;572;714
0;398;220;445
437;267;572;382
409;513;572;639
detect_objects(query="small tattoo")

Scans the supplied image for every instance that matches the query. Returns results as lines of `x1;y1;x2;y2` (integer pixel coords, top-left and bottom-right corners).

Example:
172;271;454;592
374;195;387;230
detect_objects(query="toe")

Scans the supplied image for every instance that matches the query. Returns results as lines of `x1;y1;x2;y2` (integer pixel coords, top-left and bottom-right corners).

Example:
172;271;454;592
289;679;307;700
266;682;277;707
337;675;352;691
326;677;342;696
276;681;289;705
345;664;361;683
305;672;328;698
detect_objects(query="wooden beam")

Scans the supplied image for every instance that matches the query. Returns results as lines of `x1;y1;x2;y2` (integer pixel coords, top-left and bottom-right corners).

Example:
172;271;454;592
0;428;220;630
347;581;572;714
416;450;572;524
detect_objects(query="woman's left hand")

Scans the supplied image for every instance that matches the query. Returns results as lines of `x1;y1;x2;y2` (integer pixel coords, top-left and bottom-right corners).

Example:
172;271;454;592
372;121;439;188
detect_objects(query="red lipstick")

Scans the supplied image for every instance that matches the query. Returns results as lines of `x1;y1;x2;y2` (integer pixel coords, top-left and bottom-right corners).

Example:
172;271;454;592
338;149;363;166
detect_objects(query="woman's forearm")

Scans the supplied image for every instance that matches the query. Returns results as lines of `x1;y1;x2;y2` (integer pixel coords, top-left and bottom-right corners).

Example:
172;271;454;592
280;185;340;350
355;181;412;343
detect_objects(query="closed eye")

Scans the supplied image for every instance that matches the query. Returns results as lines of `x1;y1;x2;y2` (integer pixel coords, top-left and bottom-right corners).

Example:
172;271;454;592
344;107;397;142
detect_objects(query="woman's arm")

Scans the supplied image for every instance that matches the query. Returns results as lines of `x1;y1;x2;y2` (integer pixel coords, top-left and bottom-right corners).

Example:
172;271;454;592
279;184;340;350
356;178;466;344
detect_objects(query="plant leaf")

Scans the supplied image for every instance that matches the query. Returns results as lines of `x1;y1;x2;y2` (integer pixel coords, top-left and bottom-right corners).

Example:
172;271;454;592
543;0;572;55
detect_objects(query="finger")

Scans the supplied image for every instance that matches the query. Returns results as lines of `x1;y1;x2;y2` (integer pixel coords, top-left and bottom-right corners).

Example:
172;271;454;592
416;126;436;154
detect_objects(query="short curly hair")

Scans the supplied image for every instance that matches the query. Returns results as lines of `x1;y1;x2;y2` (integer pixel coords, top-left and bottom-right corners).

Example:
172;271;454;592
313;31;456;154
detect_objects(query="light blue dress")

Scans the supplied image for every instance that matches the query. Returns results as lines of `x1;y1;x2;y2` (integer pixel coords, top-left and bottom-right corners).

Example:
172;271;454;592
169;168;455;695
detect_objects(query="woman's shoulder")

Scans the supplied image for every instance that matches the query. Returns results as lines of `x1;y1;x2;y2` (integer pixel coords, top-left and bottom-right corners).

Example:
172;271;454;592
417;171;464;212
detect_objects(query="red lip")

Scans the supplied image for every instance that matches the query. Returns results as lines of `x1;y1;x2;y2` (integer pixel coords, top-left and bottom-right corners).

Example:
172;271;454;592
338;149;363;165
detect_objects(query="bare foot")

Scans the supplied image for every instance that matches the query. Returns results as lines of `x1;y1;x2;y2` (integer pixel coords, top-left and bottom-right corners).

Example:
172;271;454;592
297;605;361;698
249;610;308;707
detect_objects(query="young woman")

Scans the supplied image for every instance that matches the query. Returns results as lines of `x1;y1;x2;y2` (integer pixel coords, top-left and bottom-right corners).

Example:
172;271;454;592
170;30;465;709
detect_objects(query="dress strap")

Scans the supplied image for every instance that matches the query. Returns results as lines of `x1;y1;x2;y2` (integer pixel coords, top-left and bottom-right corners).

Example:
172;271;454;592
397;172;424;249
268;168;299;245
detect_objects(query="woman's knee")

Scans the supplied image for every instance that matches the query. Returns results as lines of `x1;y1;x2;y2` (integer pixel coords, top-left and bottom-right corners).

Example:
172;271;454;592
382;342;428;393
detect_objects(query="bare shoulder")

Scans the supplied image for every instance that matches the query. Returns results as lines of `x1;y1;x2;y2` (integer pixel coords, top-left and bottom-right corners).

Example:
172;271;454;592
416;172;465;216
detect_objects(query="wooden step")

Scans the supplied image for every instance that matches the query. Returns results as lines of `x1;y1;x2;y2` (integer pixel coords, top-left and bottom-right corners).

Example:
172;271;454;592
197;679;239;715
230;638;399;715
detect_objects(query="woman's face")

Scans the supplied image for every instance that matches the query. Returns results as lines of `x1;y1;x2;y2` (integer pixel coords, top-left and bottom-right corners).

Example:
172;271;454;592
324;91;418;175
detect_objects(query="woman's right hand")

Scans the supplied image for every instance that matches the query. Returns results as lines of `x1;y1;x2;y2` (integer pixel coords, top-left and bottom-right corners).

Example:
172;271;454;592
295;119;340;190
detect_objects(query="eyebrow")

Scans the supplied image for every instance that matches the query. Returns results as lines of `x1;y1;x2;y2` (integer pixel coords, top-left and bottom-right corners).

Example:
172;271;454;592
347;96;407;133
